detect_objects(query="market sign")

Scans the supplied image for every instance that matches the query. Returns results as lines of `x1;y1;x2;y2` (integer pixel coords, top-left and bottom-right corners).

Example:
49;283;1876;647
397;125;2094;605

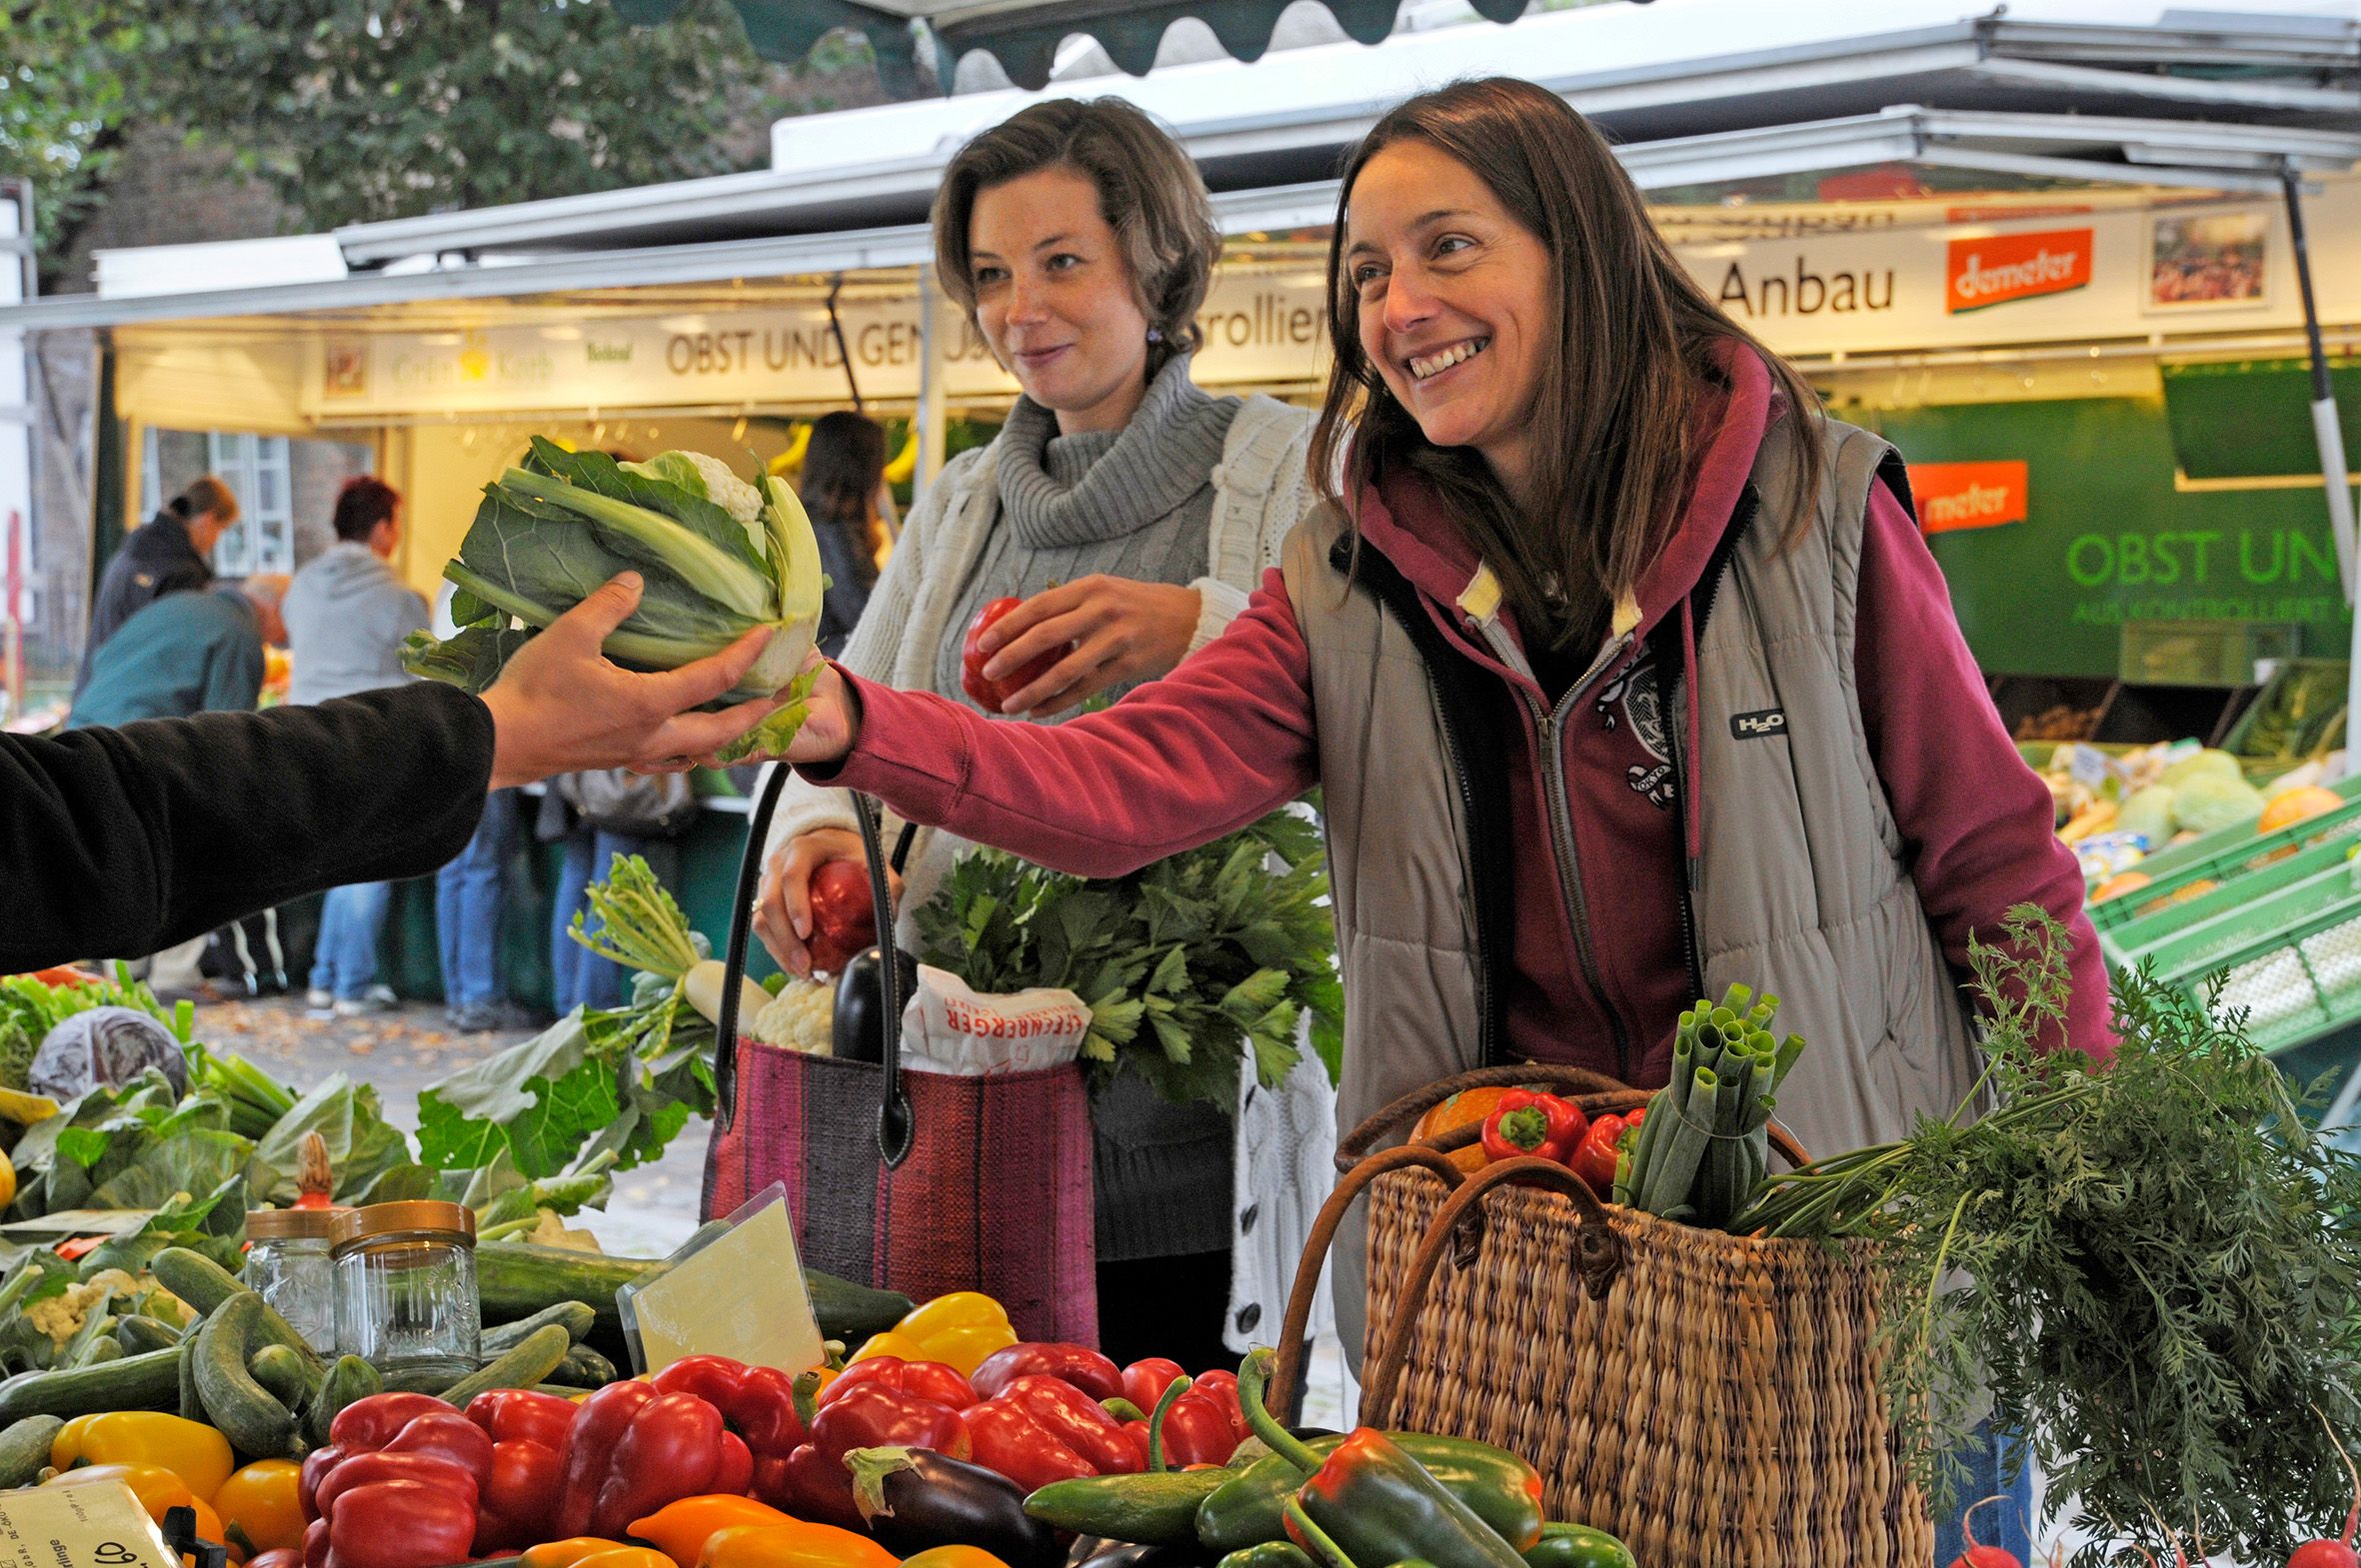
1908;460;2029;533
1943;228;2094;314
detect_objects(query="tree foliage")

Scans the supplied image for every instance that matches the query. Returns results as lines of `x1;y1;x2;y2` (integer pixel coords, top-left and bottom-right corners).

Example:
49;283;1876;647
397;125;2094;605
0;0;864;284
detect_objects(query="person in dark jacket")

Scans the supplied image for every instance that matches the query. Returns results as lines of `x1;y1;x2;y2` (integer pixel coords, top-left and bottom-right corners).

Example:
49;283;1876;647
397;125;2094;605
5;572;784;972
801;411;888;657
78;475;240;692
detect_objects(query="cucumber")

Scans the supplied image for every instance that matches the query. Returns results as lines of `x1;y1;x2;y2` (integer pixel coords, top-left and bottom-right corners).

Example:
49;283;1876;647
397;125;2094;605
0;1346;184;1421
249;1343;308;1407
305;1356;381;1448
551;1344;616;1389
116;1316;182;1355
437;1324;572;1409
481;1301;595;1354
178;1326;205;1421
381;1367;459;1395
475;1241;913;1343
0;1414;62;1489
192;1294;301;1458
1025;1470;1232;1546
151;1249;327;1378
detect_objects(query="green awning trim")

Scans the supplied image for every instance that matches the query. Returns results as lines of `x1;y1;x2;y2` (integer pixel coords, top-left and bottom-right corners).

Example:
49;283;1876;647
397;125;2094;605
621;0;1536;92
2162;359;2361;482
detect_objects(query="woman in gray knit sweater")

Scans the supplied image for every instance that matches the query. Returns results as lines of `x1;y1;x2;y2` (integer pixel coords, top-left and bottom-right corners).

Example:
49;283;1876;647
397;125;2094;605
751;99;1328;1370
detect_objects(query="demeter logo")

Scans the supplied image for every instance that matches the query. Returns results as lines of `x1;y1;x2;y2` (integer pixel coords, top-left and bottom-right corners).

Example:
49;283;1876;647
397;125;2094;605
1909;461;2030;534
1945;228;2093;313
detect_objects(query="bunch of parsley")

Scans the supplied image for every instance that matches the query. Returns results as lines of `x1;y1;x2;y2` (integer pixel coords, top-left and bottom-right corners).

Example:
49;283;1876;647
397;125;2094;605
1739;908;2361;1564
914;804;1342;1109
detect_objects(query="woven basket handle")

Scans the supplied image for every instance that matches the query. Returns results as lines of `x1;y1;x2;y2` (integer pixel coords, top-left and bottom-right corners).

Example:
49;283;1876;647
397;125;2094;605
1267;1142;1470;1415
1359;1157;1627;1426
1337;1063;1630;1166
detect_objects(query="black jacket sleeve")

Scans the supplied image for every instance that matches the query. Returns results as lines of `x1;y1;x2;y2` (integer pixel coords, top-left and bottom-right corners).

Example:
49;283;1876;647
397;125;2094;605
3;683;496;969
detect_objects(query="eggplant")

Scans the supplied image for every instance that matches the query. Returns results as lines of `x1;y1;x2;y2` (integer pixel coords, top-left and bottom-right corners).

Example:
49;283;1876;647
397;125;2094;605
1079;1545;1222;1568
833;945;919;1063
844;1446;1065;1568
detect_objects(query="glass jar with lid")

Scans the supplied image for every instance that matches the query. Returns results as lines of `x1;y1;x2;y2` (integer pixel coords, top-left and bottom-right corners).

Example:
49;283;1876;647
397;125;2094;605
332;1200;480;1379
245;1207;342;1350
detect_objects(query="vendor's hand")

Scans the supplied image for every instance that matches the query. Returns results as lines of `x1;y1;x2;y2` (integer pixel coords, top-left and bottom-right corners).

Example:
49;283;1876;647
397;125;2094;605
973;575;1200;716
480;573;780;788
755;827;905;977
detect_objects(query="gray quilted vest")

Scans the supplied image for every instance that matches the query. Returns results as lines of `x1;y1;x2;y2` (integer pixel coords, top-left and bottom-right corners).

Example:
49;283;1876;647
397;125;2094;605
1281;415;1982;1364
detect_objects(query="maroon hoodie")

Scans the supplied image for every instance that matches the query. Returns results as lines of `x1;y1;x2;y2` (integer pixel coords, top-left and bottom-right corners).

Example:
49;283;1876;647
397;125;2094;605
827;353;2112;1084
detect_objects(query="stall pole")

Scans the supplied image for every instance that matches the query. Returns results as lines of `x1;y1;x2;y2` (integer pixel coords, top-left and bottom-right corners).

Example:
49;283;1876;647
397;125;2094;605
2280;165;2361;743
915;266;950;509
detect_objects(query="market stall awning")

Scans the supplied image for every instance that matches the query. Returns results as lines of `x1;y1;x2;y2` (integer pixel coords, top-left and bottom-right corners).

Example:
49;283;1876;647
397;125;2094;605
617;0;1537;90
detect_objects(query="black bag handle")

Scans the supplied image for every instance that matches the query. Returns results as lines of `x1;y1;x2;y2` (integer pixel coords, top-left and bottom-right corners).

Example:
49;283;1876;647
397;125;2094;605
715;773;914;1169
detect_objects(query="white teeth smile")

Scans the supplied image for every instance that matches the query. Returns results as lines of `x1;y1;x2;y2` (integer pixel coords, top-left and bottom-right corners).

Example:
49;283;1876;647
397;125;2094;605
1408;338;1488;381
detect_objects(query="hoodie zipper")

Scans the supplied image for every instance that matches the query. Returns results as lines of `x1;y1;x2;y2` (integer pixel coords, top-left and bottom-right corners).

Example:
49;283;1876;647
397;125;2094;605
1476;620;1637;1081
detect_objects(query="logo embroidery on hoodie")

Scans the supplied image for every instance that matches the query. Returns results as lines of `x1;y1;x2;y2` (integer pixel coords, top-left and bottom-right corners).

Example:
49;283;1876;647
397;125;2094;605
1595;652;1675;810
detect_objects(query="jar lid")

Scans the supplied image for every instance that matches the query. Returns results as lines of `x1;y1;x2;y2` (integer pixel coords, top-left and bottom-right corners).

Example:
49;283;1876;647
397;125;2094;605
246;1207;343;1240
330;1200;477;1253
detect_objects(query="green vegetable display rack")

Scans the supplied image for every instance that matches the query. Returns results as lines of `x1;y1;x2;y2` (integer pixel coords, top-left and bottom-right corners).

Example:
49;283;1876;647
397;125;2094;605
2088;770;2361;935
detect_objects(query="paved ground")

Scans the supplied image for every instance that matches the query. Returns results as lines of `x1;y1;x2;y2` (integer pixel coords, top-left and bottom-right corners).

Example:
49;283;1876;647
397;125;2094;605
187;989;1352;1421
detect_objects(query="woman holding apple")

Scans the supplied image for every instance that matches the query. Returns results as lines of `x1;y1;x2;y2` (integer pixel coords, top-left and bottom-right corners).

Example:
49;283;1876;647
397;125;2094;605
749;97;1330;1372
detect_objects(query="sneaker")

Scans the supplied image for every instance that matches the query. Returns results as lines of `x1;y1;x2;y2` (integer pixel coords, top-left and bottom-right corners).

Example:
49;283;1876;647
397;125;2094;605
449;1000;543;1033
305;988;334;1011
333;984;400;1018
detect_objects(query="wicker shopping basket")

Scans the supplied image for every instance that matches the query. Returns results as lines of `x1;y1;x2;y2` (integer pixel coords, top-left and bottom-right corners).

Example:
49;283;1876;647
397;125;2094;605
1272;1064;1930;1568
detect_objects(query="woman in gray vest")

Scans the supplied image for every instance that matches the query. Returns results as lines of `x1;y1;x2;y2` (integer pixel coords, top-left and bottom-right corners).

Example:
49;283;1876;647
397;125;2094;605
776;78;2111;1557
749;98;1331;1374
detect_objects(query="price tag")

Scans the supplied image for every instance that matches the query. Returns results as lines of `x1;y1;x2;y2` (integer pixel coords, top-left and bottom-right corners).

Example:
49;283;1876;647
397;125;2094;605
2066;744;2111;790
622;1189;825;1376
0;1480;176;1568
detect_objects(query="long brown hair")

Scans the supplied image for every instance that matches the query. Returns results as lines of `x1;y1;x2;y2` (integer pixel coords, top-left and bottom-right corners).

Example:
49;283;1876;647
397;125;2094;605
1307;78;1823;653
932;98;1221;378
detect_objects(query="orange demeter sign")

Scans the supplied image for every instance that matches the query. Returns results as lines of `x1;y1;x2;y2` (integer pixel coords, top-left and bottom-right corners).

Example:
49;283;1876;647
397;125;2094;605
1908;461;2029;533
1945;228;2094;313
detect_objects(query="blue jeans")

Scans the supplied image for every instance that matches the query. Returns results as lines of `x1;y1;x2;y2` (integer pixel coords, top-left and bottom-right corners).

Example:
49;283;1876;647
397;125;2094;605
308;881;393;999
436;788;519;1009
551;829;681;1014
1933;1420;2035;1565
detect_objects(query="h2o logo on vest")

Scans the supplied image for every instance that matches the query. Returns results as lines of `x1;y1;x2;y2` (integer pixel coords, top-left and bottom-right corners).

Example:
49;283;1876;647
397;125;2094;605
1731;708;1788;740
1596;652;1676;809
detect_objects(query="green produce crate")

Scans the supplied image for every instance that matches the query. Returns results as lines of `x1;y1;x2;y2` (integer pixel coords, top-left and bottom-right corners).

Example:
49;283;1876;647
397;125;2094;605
2113;855;2361;1054
2224;657;2348;763
2085;770;2361;931
2099;830;2360;963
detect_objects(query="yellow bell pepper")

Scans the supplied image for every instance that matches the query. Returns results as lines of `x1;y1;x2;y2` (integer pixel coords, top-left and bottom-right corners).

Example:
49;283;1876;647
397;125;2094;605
570;1551;677;1568
212;1458;304;1556
885;1291;1017;1377
44;1462;224;1546
901;1550;1014;1568
52;1411;234;1502
694;1523;900;1568
630;1495;796;1566
523;1540;648;1568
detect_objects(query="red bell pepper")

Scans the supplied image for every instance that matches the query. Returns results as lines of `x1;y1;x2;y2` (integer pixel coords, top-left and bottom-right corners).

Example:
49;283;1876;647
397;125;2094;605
328;1394;453;1453
555;1382;747;1541
312;1451;479;1524
775;1438;867;1529
810;1383;971;1463
970;1342;1125;1403
1120;1358;1187;1416
820;1354;978;1413
378;1410;494;1476
465;1388;579;1453
1188;1370;1248;1444
303;1517;328;1568
474;1430;566;1556
1154;1383;1241;1468
960;1397;1096;1493
960;597;1061;714
653;1354;812;1455
1571;1113;1626;1197
999;1374;1144;1474
299;1445;346;1520
1480;1089;1588;1166
323;1478;477;1568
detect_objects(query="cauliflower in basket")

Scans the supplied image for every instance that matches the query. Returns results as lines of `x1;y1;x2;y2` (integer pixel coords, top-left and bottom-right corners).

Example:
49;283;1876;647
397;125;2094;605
751;977;835;1055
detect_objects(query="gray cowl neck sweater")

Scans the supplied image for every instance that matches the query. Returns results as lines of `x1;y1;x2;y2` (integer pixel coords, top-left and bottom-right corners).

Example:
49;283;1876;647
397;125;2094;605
935;354;1243;1263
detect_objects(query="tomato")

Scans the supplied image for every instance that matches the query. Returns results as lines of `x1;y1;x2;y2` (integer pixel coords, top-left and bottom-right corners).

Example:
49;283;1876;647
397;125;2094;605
959;598;1060;714
807;860;879;975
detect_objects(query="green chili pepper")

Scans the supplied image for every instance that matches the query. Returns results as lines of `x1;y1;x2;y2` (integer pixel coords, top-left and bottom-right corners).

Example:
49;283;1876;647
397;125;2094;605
1524;1523;1636;1568
1197;1429;1543;1553
1216;1544;1318;1568
1231;1351;1528;1568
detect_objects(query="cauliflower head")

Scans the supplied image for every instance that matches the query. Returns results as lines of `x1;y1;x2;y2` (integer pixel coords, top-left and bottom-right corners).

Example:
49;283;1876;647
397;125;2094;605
752;978;835;1055
675;451;762;527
